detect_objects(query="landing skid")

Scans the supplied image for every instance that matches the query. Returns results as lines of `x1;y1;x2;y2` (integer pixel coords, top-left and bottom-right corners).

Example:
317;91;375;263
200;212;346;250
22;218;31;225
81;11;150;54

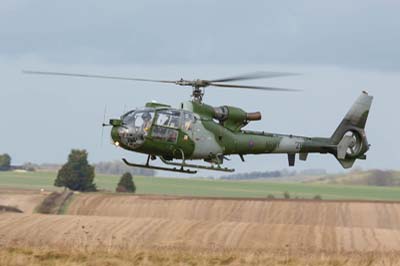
122;153;235;174
122;158;197;174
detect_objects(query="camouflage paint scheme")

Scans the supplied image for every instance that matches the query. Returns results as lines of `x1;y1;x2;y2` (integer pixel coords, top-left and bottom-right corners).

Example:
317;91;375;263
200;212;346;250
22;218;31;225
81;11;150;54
111;92;372;170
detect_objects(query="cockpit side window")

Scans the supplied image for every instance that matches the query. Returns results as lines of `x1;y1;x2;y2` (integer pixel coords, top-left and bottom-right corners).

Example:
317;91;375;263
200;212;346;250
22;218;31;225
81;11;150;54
155;110;181;128
151;109;181;143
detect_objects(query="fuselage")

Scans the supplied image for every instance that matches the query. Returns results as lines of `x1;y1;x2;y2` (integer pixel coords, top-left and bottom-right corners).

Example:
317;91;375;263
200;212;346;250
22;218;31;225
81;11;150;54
110;100;333;163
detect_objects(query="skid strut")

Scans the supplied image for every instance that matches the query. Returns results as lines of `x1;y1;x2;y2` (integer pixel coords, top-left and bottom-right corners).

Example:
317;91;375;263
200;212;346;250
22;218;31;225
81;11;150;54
161;149;234;172
159;157;234;172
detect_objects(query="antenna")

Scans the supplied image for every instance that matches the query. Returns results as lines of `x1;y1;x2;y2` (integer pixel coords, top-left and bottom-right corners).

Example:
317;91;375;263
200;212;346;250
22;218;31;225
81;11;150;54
100;105;108;147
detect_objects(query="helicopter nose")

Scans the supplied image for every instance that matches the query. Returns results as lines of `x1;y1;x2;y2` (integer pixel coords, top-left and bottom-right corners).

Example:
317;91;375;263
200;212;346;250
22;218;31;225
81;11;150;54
111;126;121;146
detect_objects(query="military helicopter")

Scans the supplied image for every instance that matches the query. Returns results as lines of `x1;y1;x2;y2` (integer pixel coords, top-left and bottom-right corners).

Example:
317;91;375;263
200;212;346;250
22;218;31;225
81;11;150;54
24;70;373;174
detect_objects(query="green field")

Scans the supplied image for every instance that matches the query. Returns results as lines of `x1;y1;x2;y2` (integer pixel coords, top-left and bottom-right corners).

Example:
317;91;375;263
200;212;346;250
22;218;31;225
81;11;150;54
1;171;400;201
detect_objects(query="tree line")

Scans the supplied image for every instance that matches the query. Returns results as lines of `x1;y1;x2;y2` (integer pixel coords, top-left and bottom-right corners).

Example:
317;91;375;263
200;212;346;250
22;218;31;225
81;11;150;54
220;168;327;180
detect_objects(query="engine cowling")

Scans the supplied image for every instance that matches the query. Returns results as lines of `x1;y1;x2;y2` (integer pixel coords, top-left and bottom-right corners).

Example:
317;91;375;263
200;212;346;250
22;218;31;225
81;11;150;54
213;106;261;131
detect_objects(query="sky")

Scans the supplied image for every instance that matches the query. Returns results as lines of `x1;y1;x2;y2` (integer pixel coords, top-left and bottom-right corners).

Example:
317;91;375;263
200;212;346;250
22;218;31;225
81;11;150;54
0;1;399;176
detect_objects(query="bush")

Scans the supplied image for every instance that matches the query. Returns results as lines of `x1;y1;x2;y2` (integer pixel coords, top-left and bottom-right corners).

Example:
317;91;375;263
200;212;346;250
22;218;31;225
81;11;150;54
23;162;36;172
54;150;96;192
0;205;23;213
313;195;322;200
266;194;275;199
116;172;136;193
36;191;74;214
283;191;290;199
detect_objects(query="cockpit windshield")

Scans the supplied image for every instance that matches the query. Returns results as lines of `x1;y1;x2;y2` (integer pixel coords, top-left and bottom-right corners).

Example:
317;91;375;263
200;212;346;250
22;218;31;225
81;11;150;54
117;109;155;148
122;109;155;135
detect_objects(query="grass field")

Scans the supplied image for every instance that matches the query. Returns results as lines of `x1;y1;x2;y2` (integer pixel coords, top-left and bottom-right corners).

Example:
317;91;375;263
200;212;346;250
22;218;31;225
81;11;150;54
1;171;400;201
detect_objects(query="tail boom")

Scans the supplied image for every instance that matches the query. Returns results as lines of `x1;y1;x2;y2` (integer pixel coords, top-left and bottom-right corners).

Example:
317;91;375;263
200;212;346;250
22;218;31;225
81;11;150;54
238;92;373;169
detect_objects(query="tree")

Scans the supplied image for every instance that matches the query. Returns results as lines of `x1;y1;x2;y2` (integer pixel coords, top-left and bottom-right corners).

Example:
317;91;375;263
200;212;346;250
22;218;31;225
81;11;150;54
54;149;96;192
0;154;11;171
116;172;136;193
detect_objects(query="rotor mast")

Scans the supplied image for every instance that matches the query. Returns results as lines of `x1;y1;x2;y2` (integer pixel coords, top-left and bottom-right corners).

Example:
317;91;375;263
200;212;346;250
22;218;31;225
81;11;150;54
192;86;204;102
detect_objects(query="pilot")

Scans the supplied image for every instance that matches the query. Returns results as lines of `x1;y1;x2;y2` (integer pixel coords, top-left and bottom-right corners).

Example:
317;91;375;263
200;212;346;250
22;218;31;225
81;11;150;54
141;112;152;133
183;119;191;130
183;113;193;130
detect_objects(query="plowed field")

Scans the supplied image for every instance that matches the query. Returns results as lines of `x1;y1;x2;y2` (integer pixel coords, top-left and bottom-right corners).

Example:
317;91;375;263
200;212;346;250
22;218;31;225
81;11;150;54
1;190;400;265
68;194;400;230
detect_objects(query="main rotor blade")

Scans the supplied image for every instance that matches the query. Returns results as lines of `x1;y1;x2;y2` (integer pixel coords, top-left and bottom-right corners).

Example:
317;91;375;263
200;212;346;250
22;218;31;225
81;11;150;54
210;71;299;83
210;83;300;92
23;70;301;92
22;70;177;84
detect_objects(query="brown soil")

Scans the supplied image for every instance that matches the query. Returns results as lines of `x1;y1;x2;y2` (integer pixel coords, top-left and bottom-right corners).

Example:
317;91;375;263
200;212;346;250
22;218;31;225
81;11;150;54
68;194;400;230
0;192;399;255
1;213;399;253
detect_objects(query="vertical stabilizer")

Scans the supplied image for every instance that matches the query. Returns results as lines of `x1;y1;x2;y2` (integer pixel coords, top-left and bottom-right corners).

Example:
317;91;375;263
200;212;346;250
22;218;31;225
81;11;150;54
331;92;373;168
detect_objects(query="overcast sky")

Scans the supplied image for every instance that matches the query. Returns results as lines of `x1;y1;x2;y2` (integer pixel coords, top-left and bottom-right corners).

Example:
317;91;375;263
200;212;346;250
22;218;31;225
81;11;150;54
0;1;399;175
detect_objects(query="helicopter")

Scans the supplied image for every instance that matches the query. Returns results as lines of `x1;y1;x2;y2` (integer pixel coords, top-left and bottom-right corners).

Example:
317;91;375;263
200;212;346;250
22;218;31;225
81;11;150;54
24;70;373;174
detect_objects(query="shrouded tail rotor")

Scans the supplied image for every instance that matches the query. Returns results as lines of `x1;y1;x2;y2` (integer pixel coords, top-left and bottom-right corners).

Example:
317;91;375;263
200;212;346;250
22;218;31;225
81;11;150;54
337;130;364;159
